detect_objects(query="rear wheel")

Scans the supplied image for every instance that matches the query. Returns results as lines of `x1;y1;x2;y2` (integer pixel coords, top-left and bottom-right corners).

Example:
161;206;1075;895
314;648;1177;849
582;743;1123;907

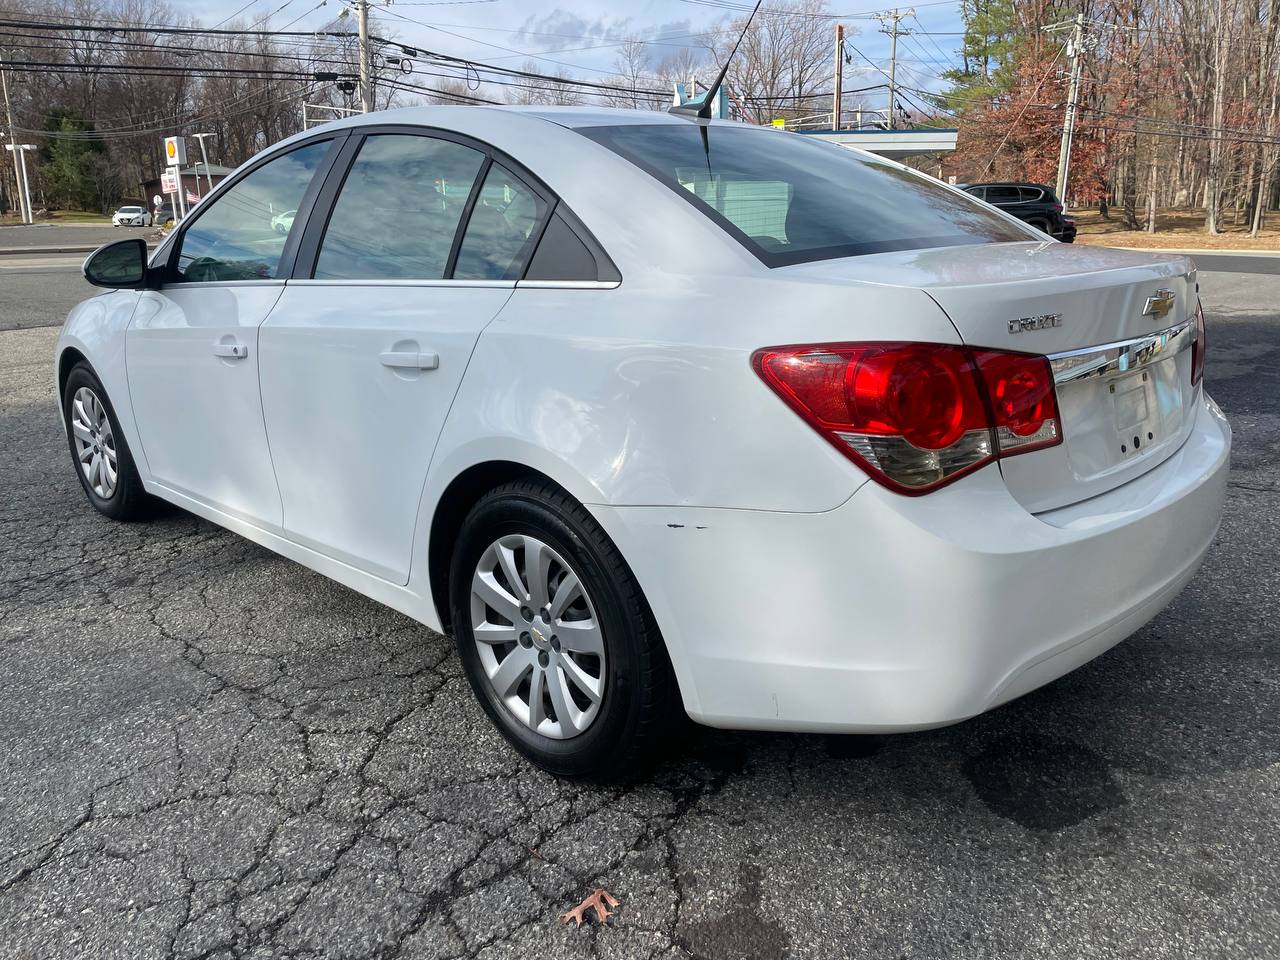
62;363;154;521
449;479;678;779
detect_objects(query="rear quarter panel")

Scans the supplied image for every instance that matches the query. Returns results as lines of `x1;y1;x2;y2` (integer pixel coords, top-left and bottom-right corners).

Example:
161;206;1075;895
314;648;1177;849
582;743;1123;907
423;272;961;513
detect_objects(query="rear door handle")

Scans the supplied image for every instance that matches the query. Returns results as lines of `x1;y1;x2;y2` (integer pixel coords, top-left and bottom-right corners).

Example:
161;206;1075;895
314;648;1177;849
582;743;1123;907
213;341;248;359
379;350;440;371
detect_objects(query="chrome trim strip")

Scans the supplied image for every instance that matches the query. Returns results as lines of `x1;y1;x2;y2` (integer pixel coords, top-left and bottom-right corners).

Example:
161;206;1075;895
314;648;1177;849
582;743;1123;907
284;278;516;289
1048;319;1192;384
515;280;621;290
158;280;286;289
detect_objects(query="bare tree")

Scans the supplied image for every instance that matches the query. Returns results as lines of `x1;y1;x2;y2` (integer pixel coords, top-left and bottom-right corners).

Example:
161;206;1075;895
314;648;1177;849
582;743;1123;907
709;0;841;124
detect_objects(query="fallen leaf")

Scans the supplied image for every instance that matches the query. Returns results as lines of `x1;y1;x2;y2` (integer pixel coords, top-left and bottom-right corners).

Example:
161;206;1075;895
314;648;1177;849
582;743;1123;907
559;887;620;927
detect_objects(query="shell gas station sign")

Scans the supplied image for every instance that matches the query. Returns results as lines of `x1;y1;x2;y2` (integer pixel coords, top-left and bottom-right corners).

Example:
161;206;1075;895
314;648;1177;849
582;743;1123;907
163;136;187;167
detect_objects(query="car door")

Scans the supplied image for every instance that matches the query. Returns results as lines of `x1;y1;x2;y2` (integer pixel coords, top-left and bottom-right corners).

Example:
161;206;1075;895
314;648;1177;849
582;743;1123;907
127;137;340;530
258;130;550;583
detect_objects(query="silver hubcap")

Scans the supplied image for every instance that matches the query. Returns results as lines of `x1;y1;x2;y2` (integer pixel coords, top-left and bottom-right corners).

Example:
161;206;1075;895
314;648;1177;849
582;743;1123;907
470;535;606;739
70;386;118;499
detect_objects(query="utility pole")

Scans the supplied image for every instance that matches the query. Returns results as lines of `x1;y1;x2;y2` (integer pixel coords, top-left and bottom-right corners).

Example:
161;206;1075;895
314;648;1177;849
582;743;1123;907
1;50;25;223
833;23;844;130
192;133;215;193
356;0;373;113
1047;14;1087;204
5;143;35;224
876;8;913;130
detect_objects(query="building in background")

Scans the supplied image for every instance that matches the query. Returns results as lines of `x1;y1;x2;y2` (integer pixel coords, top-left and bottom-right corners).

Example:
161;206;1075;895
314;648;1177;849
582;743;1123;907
140;163;234;206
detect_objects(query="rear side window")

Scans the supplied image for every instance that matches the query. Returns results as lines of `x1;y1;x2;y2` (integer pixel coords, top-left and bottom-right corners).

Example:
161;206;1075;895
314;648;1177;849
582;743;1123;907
985;186;1021;204
453;163;548;281
174;140;331;281
314;134;486;280
579;124;1028;267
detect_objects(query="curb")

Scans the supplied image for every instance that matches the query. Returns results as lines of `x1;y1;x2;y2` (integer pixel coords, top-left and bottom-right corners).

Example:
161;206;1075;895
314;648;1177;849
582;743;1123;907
1078;243;1280;257
0;245;99;256
0;242;159;257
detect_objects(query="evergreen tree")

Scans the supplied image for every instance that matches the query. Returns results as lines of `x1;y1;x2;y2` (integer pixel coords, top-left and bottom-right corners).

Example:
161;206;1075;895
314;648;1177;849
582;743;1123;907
39;110;119;213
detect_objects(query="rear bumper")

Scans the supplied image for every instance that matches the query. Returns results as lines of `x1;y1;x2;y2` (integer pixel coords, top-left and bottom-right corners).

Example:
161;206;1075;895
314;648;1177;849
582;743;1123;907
591;393;1231;732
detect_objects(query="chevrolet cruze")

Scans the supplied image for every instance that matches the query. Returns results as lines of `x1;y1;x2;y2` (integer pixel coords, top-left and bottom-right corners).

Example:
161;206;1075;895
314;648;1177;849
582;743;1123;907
57;106;1230;778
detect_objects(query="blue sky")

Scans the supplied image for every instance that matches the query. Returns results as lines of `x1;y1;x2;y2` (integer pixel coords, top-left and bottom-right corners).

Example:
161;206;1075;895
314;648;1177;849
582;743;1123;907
176;0;967;109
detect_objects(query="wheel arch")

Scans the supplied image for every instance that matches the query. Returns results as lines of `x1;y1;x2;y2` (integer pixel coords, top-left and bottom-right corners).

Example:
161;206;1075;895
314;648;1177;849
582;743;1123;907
57;344;91;402
427;460;555;634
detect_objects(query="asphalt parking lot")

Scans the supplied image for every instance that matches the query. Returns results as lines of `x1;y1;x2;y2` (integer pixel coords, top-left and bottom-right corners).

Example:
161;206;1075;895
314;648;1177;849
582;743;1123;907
1;256;1278;959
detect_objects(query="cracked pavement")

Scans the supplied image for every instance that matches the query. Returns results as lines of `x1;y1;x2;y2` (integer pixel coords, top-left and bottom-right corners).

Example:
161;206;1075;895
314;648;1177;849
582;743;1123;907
1;264;1278;959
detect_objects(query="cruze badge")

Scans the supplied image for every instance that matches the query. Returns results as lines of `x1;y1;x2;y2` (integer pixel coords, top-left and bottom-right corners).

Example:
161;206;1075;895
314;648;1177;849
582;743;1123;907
1143;288;1176;320
1008;313;1062;334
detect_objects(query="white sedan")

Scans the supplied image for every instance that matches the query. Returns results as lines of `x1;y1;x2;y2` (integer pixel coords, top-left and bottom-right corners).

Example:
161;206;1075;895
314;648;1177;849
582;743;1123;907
111;205;152;227
57;106;1230;778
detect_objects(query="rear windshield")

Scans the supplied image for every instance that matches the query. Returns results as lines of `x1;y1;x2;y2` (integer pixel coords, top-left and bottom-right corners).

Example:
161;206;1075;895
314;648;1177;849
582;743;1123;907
579;123;1030;267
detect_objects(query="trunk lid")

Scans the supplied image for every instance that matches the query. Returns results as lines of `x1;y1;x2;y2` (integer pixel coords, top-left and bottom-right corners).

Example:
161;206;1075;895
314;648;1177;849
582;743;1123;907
785;242;1199;512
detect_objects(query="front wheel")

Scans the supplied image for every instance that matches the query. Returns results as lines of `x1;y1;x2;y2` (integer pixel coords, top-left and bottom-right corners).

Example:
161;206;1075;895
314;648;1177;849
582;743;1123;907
62;363;155;521
450;480;678;779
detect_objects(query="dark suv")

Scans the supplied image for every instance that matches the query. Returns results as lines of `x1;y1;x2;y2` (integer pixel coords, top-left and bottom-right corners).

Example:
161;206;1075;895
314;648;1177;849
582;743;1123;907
962;182;1075;242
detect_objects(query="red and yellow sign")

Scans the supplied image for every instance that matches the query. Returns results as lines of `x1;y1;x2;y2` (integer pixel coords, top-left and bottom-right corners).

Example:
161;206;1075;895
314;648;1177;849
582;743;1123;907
163;136;186;167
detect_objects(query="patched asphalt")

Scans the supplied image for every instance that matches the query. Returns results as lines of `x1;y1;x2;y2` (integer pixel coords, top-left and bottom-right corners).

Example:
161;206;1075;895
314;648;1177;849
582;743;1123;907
0;264;1277;959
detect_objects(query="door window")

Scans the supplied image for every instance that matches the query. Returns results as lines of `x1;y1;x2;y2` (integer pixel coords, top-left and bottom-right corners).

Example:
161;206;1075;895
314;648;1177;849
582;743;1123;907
453;163;548;280
985;186;1021;204
172;140;331;282
314;134;486;280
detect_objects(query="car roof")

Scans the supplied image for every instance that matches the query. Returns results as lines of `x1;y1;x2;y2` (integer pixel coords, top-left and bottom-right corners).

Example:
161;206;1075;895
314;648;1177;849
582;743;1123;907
312;104;738;134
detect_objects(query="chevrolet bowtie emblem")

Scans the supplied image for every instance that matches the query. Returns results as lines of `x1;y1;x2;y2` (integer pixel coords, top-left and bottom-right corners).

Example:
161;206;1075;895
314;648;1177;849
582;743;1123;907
1143;288;1176;320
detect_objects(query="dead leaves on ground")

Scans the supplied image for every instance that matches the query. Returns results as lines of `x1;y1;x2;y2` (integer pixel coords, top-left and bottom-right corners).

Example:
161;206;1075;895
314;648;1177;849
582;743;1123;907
559;887;620;927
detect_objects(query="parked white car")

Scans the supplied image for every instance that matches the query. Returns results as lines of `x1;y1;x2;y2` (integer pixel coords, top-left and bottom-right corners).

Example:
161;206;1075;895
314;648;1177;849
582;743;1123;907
57;107;1229;778
111;205;152;227
270;209;296;235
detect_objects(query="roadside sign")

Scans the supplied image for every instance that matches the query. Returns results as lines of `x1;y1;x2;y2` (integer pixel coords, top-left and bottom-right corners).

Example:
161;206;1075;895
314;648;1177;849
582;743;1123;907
164;136;187;167
153;194;163;209
947;175;957;184
161;169;178;193
771;118;786;128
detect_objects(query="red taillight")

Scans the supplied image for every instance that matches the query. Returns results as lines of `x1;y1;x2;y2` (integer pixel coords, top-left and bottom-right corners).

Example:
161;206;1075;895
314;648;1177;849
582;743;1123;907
1191;299;1206;386
752;342;1061;494
971;350;1061;453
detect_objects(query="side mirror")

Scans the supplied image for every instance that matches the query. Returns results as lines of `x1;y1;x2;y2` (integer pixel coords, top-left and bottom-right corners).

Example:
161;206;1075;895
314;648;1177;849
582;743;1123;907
83;238;151;289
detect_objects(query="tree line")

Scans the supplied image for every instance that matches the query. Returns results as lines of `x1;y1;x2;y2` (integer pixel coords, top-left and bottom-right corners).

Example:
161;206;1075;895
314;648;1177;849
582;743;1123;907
8;0;1271;235
938;0;1280;234
0;0;866;215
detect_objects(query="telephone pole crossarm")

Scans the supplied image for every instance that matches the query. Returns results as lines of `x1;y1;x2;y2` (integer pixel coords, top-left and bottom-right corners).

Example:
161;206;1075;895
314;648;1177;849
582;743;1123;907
875;8;915;130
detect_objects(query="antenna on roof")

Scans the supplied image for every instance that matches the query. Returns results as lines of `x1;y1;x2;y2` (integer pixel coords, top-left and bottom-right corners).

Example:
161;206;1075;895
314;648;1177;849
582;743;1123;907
669;0;762;120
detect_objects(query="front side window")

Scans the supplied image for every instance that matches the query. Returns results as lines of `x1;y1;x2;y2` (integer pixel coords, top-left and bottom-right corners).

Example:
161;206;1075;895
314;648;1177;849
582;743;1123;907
173;140;330;282
453;163;548;280
580;124;1030;266
314;134;486;280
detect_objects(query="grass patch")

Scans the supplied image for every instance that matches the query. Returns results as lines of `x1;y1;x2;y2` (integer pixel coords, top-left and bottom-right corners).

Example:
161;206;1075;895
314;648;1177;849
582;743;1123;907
1071;207;1280;250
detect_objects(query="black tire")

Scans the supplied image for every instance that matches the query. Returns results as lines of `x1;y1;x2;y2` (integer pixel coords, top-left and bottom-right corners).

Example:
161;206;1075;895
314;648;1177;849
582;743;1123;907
449;479;679;780
62;362;155;521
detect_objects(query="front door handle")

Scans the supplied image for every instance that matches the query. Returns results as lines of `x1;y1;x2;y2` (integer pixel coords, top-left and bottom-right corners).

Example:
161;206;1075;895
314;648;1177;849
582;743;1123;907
213;341;248;359
379;350;440;371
